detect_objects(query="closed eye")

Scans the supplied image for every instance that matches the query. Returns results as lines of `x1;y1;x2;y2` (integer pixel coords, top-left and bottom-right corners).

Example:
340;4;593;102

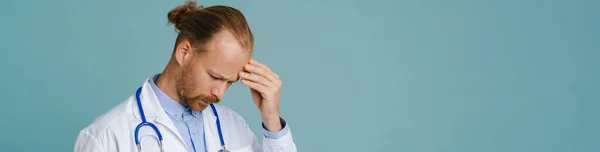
209;74;219;80
208;71;238;83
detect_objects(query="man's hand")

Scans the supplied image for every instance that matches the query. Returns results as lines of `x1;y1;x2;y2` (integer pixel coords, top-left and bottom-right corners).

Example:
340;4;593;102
239;59;283;132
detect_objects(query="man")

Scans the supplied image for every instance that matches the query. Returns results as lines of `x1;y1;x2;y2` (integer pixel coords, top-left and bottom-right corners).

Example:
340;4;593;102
74;1;297;152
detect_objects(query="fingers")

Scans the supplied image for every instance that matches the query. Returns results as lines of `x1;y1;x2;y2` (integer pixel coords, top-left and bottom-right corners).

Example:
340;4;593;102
249;59;270;71
239;71;275;88
239;59;283;93
242;59;282;112
244;64;277;82
249;59;279;79
240;79;268;93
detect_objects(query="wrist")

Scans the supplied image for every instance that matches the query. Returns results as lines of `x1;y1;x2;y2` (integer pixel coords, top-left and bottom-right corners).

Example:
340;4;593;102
262;112;280;124
262;113;282;132
260;107;279;120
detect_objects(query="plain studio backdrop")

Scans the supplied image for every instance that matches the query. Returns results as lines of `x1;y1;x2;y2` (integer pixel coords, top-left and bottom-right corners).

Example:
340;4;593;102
0;0;598;151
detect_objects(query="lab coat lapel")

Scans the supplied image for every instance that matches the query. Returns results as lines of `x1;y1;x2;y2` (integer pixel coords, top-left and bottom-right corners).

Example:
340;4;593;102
203;105;220;152
133;80;187;148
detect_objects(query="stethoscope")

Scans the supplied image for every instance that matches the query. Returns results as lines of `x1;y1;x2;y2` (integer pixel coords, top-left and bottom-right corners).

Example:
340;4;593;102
134;87;228;152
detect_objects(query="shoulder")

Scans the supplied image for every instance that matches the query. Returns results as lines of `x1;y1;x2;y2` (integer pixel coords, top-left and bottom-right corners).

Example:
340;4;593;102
78;95;136;140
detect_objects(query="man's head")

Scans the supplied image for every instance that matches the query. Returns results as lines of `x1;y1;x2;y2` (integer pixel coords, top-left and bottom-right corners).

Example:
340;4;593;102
166;1;253;110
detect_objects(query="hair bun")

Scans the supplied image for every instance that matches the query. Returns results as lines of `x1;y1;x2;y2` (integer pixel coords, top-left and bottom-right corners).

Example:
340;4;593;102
168;1;202;30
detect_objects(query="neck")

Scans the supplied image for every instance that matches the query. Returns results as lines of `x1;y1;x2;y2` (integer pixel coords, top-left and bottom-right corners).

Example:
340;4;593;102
155;60;185;106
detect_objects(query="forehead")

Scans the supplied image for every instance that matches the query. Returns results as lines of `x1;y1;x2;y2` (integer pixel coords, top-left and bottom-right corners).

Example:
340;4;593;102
202;30;250;76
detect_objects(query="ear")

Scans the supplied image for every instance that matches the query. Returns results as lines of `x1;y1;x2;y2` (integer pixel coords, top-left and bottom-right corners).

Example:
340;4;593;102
174;40;193;66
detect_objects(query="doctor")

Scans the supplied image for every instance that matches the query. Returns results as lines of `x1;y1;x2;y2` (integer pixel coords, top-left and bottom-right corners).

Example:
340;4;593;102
74;1;297;152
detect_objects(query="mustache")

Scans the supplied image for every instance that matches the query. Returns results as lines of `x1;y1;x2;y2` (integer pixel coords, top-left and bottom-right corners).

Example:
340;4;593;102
185;94;220;105
200;95;220;103
186;94;220;111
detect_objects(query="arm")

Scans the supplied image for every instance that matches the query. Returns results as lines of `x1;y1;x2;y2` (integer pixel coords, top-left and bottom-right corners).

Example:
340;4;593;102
239;59;297;152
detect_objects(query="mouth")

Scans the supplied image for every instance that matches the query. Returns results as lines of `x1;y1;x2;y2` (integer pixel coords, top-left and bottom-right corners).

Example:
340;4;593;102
198;99;210;105
196;97;219;105
188;100;209;111
187;95;219;108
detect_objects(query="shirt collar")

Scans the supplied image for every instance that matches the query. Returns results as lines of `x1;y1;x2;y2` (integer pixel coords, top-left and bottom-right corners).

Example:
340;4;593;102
149;74;201;120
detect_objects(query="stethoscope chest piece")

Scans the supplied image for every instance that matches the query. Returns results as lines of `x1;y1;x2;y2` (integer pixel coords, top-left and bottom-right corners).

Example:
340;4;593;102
219;145;229;152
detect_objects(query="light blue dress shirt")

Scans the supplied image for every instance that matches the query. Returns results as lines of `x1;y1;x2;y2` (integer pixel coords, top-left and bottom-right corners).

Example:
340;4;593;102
148;74;289;152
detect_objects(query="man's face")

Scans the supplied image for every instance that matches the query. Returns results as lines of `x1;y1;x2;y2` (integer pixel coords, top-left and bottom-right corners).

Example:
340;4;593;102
176;30;250;111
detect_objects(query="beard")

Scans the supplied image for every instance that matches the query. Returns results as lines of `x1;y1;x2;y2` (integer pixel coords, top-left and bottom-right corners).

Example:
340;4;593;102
175;63;220;111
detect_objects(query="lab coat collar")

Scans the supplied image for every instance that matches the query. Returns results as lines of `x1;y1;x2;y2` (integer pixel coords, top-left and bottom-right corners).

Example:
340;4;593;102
202;104;220;152
132;79;186;146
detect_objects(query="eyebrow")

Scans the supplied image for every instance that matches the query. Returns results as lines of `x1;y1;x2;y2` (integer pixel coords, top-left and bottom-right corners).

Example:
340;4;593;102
209;70;240;82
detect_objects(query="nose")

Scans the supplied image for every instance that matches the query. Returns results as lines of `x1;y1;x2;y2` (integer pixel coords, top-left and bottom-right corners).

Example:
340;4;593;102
211;83;227;100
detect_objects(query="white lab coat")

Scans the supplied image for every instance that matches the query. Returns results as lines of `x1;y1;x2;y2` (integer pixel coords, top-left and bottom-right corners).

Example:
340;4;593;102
74;79;297;152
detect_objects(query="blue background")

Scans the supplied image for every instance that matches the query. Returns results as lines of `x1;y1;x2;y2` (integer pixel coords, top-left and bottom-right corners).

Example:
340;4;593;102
0;0;598;151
